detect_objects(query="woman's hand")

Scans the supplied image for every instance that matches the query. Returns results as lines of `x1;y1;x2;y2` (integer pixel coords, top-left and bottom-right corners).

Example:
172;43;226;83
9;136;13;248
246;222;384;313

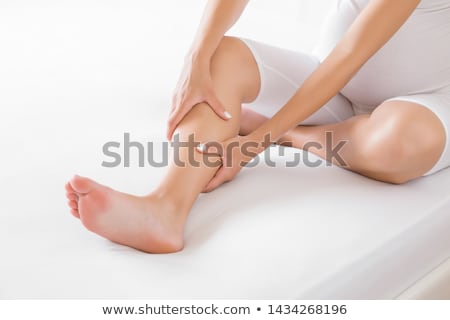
167;55;232;141
197;134;265;192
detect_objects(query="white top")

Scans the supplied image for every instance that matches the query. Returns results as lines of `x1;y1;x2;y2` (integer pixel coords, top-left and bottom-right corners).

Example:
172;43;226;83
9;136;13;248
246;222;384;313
314;0;450;108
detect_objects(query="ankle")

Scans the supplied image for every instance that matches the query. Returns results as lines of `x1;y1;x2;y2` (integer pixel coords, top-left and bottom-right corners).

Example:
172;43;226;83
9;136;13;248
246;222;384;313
144;192;188;226
151;186;191;210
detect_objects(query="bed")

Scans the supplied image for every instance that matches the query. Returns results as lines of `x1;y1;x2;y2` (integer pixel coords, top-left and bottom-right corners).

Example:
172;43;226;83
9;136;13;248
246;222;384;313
1;0;449;300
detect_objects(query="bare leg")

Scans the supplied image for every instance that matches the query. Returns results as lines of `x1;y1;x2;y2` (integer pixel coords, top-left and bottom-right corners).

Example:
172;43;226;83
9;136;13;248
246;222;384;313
241;102;446;184
65;37;261;253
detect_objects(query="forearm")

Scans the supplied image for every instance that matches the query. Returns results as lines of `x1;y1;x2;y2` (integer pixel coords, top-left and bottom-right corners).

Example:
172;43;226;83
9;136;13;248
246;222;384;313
252;47;357;146
188;0;249;63
250;0;420;148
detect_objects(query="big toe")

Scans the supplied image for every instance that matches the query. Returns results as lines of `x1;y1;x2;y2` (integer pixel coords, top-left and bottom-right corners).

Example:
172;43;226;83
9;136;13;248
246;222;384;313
70;175;97;194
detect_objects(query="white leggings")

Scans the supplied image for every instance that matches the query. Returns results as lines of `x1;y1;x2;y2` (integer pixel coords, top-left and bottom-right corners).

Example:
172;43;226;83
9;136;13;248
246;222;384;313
241;38;450;176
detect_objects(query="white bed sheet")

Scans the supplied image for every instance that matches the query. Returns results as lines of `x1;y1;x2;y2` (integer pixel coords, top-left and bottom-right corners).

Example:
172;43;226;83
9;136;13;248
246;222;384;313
1;144;449;299
1;0;449;300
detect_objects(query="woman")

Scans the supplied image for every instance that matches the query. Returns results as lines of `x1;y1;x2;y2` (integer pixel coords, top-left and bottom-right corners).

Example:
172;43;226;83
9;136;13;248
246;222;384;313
65;0;450;253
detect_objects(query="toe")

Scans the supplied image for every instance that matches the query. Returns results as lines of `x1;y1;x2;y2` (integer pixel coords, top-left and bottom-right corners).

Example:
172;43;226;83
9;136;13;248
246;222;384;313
70;209;80;218
70;175;94;194
65;182;75;193
68;200;78;210
66;193;78;201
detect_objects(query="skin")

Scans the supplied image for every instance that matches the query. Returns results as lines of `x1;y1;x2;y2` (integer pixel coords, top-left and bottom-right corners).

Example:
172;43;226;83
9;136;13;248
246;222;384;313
66;0;446;253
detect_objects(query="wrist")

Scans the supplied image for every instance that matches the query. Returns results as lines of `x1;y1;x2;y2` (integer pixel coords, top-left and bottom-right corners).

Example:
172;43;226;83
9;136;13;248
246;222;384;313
247;130;274;153
186;46;212;69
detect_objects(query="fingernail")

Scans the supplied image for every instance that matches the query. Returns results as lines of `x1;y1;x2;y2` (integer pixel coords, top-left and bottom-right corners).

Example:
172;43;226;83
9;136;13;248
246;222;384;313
197;144;206;152
224;111;232;119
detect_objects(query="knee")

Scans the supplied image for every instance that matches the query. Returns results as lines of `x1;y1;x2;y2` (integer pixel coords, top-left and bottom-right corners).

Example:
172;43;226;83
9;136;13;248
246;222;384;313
211;36;252;74
357;136;414;184
356;116;444;184
210;36;260;102
358;129;411;172
212;36;245;64
209;36;243;76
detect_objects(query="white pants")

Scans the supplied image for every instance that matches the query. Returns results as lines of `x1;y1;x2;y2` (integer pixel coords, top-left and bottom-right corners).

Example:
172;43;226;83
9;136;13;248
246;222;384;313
241;38;450;176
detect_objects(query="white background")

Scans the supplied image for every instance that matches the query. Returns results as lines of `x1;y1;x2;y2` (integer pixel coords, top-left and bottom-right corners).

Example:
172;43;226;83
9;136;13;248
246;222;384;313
0;0;330;298
1;0;450;303
0;0;330;230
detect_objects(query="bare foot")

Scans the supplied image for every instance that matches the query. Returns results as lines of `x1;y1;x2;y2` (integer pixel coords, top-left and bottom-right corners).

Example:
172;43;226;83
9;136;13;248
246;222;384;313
65;175;184;253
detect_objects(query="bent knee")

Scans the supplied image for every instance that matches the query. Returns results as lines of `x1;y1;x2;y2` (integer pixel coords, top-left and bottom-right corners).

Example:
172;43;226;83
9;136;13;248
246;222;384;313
211;36;260;102
215;36;242;53
358;132;415;171
356;108;446;179
211;36;249;74
213;36;248;63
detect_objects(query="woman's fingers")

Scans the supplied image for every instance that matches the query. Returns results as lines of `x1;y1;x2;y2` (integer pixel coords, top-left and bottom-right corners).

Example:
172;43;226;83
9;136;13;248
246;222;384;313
205;92;232;120
169;94;178;114
167;95;180;139
167;90;232;141
166;97;195;140
197;137;247;192
202;167;231;193
197;141;224;157
197;142;233;192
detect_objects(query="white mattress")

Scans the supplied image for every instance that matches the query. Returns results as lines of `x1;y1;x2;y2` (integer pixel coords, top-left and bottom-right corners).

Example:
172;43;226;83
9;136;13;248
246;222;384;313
1;0;449;299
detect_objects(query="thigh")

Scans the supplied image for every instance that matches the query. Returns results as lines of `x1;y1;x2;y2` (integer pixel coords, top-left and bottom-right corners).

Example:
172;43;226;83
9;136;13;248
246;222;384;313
240;38;354;125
